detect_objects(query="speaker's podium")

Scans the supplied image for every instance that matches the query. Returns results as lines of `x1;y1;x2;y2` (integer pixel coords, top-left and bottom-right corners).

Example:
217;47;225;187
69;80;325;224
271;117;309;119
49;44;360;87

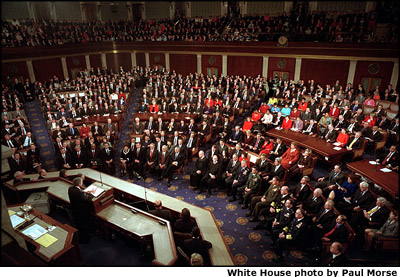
84;182;114;213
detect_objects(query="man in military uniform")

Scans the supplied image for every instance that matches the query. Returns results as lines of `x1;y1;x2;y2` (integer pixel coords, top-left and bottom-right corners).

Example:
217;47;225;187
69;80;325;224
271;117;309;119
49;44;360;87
228;160;250;201
246;176;281;222
272;208;308;262
237;167;261;209
254;198;295;235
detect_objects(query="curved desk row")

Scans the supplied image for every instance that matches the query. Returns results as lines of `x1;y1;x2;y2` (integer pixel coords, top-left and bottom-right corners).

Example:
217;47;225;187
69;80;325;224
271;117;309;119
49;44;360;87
5;168;235;266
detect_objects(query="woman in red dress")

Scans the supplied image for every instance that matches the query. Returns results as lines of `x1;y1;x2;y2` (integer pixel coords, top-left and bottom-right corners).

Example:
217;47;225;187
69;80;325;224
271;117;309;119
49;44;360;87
242;117;253;132
281;142;301;170
260;137;275;156
281;116;292;129
251;110;261;122
362;113;377;127
149;100;159;113
336;128;349;147
80;123;90;139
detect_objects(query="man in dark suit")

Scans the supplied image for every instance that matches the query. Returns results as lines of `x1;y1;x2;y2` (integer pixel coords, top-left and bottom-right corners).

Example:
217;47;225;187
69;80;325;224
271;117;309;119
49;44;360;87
311;200;336;238
376;114;390;130
320;242;349;266
346;118;361;134
320;215;349;244
174;208;197;234
290;176;312;205
185;132;198;160
162;146;184;187
8;152;27;177
227;160;250;201
3;134;20;150
248;133;265;153
301;188;325;216
57;148;72;170
198;120;210;143
337;181;375;217
264;157;285;182
315;164;346;189
100;142;115;175
268;138;287;161
88;143;101;169
189;150;208;189
149;200;173;222
378;145;398;169
132;141;146;176
228;125;244;144
91;121;104;136
320;124;337;142
198;154;222;198
68;177;94;243
183;227;212;266
143;143;158;178
66;123;80;139
222;153;241;189
71;145;88;169
350;197;390;233
302;119;317;135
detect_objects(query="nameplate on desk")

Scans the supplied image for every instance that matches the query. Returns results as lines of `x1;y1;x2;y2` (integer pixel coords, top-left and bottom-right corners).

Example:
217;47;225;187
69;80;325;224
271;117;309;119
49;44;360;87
75;118;81;121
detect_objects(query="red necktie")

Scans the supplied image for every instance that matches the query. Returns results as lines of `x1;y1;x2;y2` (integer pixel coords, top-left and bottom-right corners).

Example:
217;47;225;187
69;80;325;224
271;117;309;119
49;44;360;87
382;152;393;165
150;151;153;158
161;153;165;164
324;223;338;237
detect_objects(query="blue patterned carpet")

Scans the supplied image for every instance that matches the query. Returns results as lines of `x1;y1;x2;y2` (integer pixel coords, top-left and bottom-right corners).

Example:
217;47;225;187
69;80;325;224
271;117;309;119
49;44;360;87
24;100;58;171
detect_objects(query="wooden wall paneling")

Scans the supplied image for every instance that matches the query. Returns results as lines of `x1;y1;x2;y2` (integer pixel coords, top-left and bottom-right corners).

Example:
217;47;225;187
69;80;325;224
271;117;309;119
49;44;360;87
1;61;30;83
89;54;102;70
106;53;118;72
201;55;222;77
136;52;146;68
149;53;166;69
227;56;263;77
300;59;350;87
66;55;86;79
353;61;394;89
169;54;197;76
117;52;133;71
267;57;296;80
32;58;64;82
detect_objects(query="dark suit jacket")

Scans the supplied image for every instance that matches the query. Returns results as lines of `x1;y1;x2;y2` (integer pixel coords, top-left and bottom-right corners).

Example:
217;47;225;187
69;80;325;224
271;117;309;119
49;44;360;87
174;218;197;234
146;148;159;164
315;208;336;231
194;157;208;175
229;130;244;142
303;123;317;134
269;164;285;180
345;137;363;149
323;170;346;185
57;152;73;169
91;125;104;136
325;223;348;243
100;148;114;163
303;195;324;215
68;186;94;222
351;189;374;210
321;253;349;266
378;150;398;167
149;209;173;223
183;238;212;265
71;150;88;167
292;183;312;204
132;146;146;162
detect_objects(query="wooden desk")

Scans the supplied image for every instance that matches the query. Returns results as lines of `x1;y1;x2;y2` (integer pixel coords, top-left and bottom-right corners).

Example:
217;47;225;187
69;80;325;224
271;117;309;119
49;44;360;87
7;204;81;265
347;160;399;197
18;169;235;265
132;113;197;122
70;114;123;133
96;200;177;266
267;128;349;165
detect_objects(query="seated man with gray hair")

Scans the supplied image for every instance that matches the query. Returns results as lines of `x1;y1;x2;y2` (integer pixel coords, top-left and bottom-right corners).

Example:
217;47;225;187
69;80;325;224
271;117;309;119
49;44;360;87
350;197;390;234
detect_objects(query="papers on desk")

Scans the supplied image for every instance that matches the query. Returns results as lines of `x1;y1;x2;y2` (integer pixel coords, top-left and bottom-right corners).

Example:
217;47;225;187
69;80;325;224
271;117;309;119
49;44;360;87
75;117;81;121
84;184;105;197
8;210;16;216
380;168;392;173
78;92;86;97
333;147;342;151
36;233;58;248
333;142;342;146
103;113;110;117
135;137;141;143
369;161;379;165
22;224;48;240
249;154;258;164
10;214;26;228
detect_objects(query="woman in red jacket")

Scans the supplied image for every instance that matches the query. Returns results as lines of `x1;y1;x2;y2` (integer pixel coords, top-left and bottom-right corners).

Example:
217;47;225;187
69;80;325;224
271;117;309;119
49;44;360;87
149;100;159;113
79;123;90;139
289;107;301;120
362;113;377;127
281;116;292;129
281;142;301;170
260;137;275;156
251;110;261;122
242;117;253;132
336;128;349;147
